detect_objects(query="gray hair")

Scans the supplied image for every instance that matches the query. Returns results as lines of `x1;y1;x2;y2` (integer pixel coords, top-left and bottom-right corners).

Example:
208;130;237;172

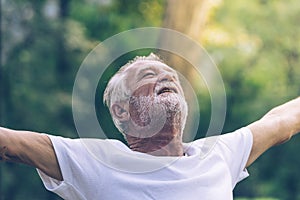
103;53;164;134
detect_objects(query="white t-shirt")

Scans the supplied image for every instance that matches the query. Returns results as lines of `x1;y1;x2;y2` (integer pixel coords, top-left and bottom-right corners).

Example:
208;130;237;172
38;127;253;200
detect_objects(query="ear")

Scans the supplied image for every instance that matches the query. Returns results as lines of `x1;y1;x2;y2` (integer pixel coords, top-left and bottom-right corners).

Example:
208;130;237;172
111;103;129;122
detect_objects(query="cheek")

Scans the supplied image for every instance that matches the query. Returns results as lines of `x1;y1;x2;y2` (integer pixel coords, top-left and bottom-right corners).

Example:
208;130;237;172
131;83;155;97
128;83;155;127
128;96;151;127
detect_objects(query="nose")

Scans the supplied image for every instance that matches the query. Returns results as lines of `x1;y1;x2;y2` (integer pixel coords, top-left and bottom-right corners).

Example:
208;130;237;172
158;71;176;82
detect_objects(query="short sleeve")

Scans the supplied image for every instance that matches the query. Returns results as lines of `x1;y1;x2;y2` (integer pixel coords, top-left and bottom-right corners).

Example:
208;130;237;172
37;169;85;200
36;135;98;200
216;127;253;188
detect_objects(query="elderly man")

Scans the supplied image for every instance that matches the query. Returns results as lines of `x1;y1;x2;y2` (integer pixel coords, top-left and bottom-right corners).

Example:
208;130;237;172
0;53;300;200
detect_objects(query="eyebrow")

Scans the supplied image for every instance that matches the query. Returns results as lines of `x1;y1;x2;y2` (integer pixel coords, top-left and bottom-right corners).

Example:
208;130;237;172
136;66;156;80
135;65;178;82
136;67;155;78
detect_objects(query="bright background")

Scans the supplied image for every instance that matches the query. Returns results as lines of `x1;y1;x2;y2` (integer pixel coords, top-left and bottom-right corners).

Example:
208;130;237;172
1;0;300;199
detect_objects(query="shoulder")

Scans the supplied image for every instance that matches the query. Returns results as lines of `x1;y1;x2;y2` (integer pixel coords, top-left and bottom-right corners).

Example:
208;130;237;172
192;127;253;186
192;127;252;148
190;127;253;158
47;135;129;157
218;127;253;148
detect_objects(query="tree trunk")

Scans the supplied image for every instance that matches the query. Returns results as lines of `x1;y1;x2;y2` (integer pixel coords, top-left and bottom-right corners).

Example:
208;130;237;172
56;0;70;90
159;0;214;76
162;0;210;40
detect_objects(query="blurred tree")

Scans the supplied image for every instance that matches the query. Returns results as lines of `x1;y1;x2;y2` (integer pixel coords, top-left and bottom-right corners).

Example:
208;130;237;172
56;0;71;88
201;0;300;199
160;0;218;75
163;0;209;40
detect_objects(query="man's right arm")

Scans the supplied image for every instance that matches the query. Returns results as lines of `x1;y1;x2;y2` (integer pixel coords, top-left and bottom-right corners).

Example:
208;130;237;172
0;127;63;181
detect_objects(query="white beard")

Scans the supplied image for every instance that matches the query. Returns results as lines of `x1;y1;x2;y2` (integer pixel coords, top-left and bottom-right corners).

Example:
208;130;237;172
128;93;188;138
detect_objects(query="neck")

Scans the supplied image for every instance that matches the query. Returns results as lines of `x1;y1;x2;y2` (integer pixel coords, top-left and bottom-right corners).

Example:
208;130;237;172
125;130;184;157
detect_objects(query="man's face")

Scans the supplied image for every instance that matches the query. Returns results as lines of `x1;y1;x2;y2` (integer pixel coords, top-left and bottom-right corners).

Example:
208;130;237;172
123;60;188;137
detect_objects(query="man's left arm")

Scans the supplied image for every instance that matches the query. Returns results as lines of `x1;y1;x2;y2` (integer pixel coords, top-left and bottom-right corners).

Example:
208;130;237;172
246;97;300;167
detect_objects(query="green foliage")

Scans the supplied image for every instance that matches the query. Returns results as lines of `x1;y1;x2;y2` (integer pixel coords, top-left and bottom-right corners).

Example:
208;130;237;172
204;0;300;199
235;198;279;200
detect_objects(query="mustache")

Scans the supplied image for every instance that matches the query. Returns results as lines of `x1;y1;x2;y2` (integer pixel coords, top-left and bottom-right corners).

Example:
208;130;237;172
154;82;180;96
128;93;188;124
129;81;182;98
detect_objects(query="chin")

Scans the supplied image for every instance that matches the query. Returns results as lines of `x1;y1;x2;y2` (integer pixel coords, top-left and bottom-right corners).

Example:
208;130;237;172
129;93;188;135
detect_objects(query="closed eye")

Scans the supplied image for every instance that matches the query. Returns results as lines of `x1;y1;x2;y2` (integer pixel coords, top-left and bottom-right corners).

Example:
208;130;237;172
142;72;156;79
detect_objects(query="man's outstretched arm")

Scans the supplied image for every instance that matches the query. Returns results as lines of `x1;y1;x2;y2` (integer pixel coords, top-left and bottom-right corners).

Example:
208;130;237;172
0;127;63;181
246;97;300;167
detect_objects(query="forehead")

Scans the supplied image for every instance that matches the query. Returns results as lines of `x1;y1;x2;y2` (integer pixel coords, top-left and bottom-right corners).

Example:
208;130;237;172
124;60;177;76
